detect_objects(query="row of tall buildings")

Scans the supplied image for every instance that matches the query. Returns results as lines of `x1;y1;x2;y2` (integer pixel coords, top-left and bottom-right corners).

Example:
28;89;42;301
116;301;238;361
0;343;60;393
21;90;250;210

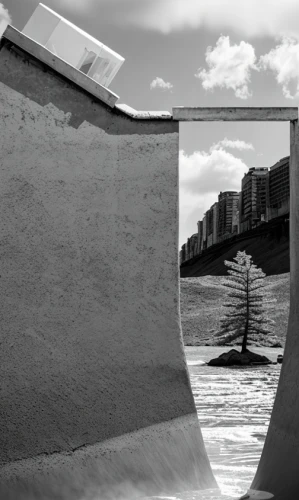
180;155;290;263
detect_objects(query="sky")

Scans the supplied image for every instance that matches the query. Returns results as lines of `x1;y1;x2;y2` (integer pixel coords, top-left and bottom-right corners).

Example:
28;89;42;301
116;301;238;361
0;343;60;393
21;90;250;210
1;0;298;246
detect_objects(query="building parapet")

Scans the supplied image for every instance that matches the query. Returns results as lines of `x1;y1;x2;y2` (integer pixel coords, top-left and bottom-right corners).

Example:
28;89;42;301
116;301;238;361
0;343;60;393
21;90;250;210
1;25;173;121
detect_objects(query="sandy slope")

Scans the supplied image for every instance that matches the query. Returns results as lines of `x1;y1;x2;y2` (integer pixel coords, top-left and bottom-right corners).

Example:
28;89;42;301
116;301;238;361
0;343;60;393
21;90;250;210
180;274;289;347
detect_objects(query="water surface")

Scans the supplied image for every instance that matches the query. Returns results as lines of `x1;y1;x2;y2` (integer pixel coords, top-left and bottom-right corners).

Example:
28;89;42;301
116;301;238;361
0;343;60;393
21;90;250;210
147;346;283;500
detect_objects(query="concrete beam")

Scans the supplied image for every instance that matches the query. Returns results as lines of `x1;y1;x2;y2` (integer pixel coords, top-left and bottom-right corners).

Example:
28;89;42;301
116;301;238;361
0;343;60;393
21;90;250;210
116;103;172;120
172;107;298;121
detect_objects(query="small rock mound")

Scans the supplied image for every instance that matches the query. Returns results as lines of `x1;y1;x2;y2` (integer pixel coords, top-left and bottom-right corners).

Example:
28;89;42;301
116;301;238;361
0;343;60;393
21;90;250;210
208;349;272;367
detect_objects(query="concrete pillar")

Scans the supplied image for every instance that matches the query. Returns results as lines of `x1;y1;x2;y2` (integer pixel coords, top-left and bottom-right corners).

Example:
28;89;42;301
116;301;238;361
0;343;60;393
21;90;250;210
0;29;217;499
250;118;299;499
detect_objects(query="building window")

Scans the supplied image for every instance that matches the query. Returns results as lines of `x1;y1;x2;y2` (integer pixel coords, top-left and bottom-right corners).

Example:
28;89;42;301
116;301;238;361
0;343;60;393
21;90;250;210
89;56;116;84
77;49;97;75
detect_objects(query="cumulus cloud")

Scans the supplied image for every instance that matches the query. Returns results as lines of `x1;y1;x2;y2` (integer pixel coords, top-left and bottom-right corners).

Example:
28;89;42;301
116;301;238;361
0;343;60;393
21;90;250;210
150;77;173;91
259;37;299;99
179;146;247;246
121;0;299;38
52;0;299;39
195;36;258;99
211;138;254;151
180;147;247;194
0;3;11;37
179;190;217;245
53;0;94;11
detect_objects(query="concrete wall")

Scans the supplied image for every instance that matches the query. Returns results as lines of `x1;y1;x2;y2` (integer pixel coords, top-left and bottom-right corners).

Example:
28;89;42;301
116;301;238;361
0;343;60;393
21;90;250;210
250;120;299;500
0;37;217;498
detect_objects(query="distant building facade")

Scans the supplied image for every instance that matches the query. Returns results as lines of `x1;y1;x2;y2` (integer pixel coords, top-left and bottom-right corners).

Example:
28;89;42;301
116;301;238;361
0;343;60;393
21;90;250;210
197;220;203;254
266;156;290;221
186;234;198;260
180;244;186;265
206;202;219;247
217;191;239;242
206;206;214;248
202;215;207;251
212;202;219;245
240;167;268;232
180;158;290;265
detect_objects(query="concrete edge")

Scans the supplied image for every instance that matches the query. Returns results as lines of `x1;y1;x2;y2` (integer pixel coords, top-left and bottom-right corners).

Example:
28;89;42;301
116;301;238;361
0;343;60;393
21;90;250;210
0;413;218;499
1;25;119;109
116;103;173;120
172;106;298;122
0;26;175;121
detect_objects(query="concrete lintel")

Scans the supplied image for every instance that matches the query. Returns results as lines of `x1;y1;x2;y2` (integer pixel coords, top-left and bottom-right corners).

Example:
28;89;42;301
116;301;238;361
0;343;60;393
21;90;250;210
116;103;172;120
1;25;119;108
172;107;298;121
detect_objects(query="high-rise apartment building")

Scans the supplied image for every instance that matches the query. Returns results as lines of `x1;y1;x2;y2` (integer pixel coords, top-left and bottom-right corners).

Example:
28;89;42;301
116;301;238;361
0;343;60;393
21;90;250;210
180;244;186;264
206;207;214;248
197;220;203;254
217;191;239;242
206;202;219;247
202;214;207;251
186;234;198;260
181;157;290;264
211;202;219;245
266;156;289;221
240;167;268;232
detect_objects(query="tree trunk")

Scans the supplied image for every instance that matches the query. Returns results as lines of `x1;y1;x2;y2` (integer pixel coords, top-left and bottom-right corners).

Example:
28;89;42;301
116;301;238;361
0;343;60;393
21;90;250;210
241;269;250;353
241;321;249;353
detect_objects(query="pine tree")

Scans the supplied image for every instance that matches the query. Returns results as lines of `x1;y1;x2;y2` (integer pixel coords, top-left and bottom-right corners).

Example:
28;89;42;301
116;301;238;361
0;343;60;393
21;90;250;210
214;251;276;352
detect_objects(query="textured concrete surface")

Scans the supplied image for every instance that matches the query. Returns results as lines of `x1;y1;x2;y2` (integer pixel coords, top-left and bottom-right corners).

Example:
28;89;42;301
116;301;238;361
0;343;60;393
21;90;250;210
0;415;217;499
116;103;172;119
250;120;299;499
172;106;298;121
0;37;217;495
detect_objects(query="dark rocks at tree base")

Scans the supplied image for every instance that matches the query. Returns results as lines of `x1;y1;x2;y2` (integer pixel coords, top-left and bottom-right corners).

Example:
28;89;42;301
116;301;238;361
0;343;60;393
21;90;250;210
207;349;273;367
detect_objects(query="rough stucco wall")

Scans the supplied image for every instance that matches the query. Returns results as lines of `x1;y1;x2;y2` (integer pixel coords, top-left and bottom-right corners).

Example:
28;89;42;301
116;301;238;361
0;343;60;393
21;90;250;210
0;415;216;499
0;42;217;495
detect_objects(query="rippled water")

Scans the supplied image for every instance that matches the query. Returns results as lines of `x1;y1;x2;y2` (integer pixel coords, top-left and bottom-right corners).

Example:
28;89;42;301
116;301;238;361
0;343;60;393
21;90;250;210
147;346;283;500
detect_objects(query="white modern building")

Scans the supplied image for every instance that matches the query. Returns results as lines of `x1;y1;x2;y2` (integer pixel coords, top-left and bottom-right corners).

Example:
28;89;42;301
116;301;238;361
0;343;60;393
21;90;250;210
22;3;125;89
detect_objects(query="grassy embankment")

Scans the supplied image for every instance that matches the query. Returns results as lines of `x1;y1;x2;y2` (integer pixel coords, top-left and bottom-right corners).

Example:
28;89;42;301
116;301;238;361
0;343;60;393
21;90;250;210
180;274;289;347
